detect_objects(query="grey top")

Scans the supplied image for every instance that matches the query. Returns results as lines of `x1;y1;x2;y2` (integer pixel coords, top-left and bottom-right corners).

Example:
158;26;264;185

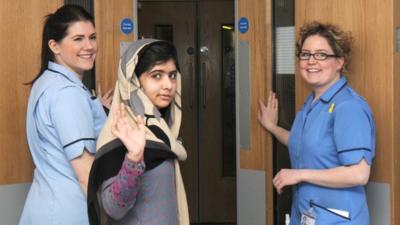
101;158;178;225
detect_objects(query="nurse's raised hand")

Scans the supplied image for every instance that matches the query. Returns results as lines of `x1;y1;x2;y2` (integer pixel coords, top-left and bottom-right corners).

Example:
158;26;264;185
258;91;290;146
96;82;114;110
258;91;278;132
111;103;146;163
273;168;302;194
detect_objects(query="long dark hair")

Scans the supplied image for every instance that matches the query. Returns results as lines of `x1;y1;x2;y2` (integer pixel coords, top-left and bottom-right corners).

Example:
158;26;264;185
27;4;94;85
134;41;180;78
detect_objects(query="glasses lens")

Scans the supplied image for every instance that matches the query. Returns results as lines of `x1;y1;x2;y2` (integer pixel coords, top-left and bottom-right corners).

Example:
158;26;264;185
299;52;310;60
314;53;327;60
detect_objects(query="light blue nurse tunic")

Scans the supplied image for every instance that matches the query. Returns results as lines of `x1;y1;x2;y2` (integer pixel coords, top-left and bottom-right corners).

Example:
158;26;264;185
288;76;375;225
19;62;106;225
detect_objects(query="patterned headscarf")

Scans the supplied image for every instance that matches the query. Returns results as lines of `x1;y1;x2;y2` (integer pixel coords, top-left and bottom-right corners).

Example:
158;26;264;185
88;39;189;225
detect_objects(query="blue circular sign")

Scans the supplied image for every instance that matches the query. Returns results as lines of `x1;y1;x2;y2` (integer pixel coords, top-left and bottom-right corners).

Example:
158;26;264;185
120;18;134;35
238;17;249;34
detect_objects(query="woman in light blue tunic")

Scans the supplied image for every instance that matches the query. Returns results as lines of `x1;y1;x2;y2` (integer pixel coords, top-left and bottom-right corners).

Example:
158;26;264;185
259;22;375;225
19;5;109;225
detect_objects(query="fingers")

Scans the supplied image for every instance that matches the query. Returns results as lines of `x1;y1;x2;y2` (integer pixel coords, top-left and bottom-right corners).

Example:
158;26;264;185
258;99;266;109
96;82;102;96
111;114;119;136
119;103;126;116
100;89;113;109
273;176;283;195
118;104;135;129
136;115;145;131
112;103;145;133
102;88;114;102
111;104;126;132
272;170;285;195
258;100;265;121
267;91;273;108
272;172;279;186
104;88;114;97
268;92;278;109
260;91;278;110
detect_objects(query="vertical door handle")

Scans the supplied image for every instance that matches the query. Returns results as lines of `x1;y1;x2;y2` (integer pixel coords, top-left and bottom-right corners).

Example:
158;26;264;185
201;62;207;108
187;62;195;108
200;46;209;108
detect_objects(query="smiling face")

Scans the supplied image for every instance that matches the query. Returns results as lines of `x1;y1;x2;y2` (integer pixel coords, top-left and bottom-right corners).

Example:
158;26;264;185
298;35;344;96
49;21;97;77
139;59;178;109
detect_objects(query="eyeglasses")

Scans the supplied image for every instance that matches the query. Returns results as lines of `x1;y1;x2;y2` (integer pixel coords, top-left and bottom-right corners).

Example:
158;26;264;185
297;52;338;61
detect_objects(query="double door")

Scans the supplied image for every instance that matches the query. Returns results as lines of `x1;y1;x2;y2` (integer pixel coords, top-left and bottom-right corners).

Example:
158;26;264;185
138;0;235;223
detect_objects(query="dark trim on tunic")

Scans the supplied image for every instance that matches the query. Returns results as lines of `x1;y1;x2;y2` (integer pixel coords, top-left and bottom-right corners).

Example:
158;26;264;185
309;200;351;221
47;68;89;92
47;69;76;84
63;138;96;148
337;147;372;153
320;81;347;104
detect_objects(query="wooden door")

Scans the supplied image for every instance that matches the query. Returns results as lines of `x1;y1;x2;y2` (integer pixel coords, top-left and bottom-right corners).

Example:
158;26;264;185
198;1;236;223
138;1;200;221
138;0;235;223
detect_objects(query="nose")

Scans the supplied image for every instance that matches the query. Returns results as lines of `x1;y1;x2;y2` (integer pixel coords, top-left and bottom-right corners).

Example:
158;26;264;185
84;38;96;50
307;55;317;64
161;75;173;90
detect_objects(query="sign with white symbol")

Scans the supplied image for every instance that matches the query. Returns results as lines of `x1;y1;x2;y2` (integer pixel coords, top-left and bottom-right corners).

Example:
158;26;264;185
120;18;133;35
238;17;249;34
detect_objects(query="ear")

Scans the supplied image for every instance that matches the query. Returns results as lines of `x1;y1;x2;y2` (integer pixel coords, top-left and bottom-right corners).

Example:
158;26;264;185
48;39;60;55
336;57;345;72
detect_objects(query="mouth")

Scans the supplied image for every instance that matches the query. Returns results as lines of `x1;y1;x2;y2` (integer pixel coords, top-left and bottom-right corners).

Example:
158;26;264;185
158;94;172;101
306;68;321;73
78;53;95;60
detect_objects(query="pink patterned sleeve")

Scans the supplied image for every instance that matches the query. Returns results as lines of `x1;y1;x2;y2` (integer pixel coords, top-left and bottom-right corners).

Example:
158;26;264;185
101;155;145;219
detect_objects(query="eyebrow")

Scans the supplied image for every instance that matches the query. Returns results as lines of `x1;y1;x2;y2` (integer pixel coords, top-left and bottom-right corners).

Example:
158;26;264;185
301;49;330;52
149;69;177;74
70;32;96;39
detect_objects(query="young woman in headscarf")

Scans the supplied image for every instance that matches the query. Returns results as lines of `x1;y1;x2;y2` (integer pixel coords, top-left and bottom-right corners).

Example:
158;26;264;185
88;39;189;225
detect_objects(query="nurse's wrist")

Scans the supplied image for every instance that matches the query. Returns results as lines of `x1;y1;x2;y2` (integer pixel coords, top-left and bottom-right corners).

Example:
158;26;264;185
298;169;309;183
268;124;279;135
272;125;286;138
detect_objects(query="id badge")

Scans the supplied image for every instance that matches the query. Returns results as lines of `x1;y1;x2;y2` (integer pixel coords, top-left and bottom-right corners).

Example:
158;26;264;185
301;208;316;225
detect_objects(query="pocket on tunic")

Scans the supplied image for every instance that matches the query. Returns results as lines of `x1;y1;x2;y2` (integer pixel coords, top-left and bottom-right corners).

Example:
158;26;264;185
303;112;334;150
310;200;351;224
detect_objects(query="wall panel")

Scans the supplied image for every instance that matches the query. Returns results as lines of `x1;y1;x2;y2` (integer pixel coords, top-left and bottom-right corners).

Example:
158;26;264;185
237;0;273;223
238;0;272;171
95;0;136;92
393;0;400;224
0;0;62;184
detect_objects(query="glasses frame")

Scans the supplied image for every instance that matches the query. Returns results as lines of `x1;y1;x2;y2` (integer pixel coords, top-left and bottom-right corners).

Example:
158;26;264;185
297;52;339;61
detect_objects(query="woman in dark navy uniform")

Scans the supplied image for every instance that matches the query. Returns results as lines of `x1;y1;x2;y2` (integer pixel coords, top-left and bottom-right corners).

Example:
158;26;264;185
259;22;375;225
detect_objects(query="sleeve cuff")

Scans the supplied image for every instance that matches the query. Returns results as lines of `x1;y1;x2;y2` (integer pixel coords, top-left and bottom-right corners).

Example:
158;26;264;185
123;156;146;173
338;148;374;165
64;139;96;160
